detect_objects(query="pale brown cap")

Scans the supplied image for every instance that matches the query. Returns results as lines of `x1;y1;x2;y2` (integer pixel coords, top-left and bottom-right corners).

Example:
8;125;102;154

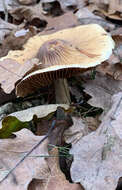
15;24;114;97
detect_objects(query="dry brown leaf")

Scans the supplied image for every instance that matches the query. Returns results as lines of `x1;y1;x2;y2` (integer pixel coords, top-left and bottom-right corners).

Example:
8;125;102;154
28;179;44;190
64;116;100;145
70;92;122;190
59;0;86;10
28;148;83;190
83;116;101;131
0;87;16;106
42;12;80;34
108;0;122;14
0;59;22;94
97;62;122;80
0;18;17;42
0;0;19;12
41;0;86;10
75;7;101;19
9;3;47;28
100;9;122;21
89;0;122;13
107;54;120;64
96;27;122;79
88;0;122;20
83;71;122;113
64;117;88;144
0;58;37;94
111;27;122;36
0;58;39;105
18;0;37;5
0;104;69;122
111;28;122;61
75;7;115;31
0;129;49;190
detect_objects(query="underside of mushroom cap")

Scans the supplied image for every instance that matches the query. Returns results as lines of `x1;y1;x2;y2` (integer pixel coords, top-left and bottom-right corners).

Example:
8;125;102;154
15;24;114;97
16;67;88;97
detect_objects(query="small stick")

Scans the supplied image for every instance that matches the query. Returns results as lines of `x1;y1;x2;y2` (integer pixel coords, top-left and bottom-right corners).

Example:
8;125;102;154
0;120;56;184
2;0;8;22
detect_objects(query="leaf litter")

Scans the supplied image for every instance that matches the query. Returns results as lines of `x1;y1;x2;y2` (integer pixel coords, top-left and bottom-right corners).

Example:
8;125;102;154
68;92;122;190
0;129;50;190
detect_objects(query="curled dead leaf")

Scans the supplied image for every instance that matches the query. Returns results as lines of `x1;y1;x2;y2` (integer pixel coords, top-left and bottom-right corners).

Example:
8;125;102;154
83;71;122;113
28;148;83;190
0;58;36;94
0;129;50;190
9;3;47;28
70;92;122;190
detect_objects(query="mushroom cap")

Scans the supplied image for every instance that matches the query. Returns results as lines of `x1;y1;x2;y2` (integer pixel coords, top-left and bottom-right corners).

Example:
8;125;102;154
16;24;114;97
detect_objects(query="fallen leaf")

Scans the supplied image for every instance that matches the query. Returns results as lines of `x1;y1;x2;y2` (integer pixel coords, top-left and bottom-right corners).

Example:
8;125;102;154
59;0;86;10
42;0;64;16
70;92;122;190
0;0;19;12
0;58;36;94
0;129;49;190
107;0;122;14
96;27;122;79
87;0;122;21
99;9;122;21
83;71;122;114
41;0;86;11
3;104;69;122
28;179;45;190
18;0;37;5
0;18;17;43
64;117;89;144
75;7;115;31
28;148;83;190
64;116;100;145
0;87;16;106
97;62;122;80
9;2;47;28
107;54;120;64
42;12;80;34
82;116;101;131
111;28;122;61
0;104;69;138
111;27;122;37
89;0;122;13
75;7;101;19
0;116;29;138
0;57;39;104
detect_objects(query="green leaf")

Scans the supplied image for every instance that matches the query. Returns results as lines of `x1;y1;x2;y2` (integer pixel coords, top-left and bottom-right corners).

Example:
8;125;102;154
0;116;30;139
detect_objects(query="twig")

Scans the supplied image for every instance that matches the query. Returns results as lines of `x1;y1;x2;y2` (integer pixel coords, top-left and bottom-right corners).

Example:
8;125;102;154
0;28;13;31
0;159;17;184
0;120;56;184
2;0;8;22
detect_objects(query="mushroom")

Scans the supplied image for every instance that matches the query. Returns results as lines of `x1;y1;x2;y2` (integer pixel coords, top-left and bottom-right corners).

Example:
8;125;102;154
15;24;114;104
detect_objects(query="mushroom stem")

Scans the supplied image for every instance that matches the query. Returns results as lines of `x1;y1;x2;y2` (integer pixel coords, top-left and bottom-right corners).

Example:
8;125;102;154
54;78;71;105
